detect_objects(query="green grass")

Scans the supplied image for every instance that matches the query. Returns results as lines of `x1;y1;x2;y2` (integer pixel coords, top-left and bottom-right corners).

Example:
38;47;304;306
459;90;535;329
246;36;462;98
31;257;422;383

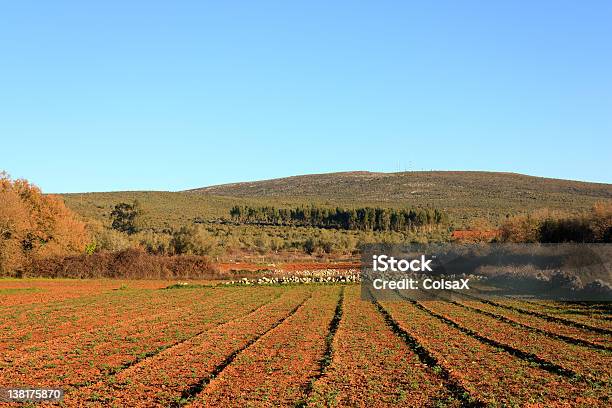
0;287;43;294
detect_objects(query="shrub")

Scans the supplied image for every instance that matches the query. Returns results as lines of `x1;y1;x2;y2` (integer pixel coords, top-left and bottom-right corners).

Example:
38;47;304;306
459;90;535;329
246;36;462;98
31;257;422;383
0;172;89;276
303;237;316;254
500;202;612;243
539;217;594;243
590;201;612;242
24;248;221;279
500;214;541;243
135;230;171;255
91;227;133;252
169;225;216;256
253;234;270;254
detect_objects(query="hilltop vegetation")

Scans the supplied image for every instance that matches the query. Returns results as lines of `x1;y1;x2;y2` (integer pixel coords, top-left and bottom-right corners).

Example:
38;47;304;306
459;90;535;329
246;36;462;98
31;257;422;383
63;171;611;230
192;171;610;214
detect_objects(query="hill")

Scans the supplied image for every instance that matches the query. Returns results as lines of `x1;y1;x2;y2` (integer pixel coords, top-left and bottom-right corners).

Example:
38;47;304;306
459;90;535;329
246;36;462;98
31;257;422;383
188;171;611;220
61;171;611;229
190;170;610;200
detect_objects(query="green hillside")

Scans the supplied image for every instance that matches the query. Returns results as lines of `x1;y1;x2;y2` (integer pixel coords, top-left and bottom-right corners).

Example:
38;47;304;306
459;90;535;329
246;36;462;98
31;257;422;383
61;171;611;229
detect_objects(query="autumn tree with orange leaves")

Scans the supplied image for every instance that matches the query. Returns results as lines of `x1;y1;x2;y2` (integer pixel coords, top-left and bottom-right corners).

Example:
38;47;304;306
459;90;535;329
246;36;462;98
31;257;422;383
500;203;612;243
0;172;89;276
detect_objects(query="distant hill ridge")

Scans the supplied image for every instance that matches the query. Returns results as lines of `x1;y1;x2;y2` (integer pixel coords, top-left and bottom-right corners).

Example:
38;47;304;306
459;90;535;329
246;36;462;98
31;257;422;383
61;171;611;229
187;171;611;201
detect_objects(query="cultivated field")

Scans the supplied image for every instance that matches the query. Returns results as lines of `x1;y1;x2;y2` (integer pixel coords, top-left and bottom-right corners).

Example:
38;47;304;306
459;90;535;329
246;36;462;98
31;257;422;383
0;280;610;407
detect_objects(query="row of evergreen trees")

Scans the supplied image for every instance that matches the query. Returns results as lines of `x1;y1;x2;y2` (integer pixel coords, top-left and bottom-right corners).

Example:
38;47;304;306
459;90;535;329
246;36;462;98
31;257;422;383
229;205;447;231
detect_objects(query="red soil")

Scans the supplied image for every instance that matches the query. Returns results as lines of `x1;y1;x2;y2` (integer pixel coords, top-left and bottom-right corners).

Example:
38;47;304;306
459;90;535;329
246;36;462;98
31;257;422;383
451;229;501;241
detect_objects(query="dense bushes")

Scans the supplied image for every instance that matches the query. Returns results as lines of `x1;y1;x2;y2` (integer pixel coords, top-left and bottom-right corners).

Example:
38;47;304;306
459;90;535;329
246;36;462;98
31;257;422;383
191;223;447;256
89;224;133;252
105;222;418;258
0;173;89;276
168;225;217;256
229;205;447;231
90;222;447;259
24;248;221;279
501;202;611;243
136;230;171;255
89;223;218;257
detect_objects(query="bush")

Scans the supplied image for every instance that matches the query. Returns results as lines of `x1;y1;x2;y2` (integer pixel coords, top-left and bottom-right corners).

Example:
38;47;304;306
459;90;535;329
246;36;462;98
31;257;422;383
169;225;216;256
591;201;612;242
253;234;270;254
539;218;594;243
0;172;89;276
500;214;542;243
500;202;612;243
303;237;316;254
91;227;133;252
135;230;171;255
24;248;222;279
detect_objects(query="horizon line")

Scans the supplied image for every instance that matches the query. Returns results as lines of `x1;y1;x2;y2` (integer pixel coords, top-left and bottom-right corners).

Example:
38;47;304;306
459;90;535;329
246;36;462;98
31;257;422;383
51;169;612;195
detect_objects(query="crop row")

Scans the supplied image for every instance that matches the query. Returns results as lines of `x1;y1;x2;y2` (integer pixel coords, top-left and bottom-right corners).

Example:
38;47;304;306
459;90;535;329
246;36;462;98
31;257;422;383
461;292;612;333
0;280;170;308
189;286;342;407
63;287;313;406
525;299;611;316
0;288;126;320
454;298;612;350
0;286;281;389
0;287;233;352
379;297;608;406
307;286;461;407
499;299;612;331
418;300;611;382
0;281;202;321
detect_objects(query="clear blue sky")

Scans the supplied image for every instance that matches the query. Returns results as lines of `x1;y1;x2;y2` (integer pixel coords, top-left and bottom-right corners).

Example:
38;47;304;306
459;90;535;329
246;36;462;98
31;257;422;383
1;1;611;193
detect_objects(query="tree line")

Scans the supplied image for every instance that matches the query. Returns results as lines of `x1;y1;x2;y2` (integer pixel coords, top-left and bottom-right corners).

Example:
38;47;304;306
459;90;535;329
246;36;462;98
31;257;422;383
229;205;448;231
500;202;611;243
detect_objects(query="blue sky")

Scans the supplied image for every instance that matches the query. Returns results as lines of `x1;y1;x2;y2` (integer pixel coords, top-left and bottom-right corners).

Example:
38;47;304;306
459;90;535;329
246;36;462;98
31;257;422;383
1;1;611;192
